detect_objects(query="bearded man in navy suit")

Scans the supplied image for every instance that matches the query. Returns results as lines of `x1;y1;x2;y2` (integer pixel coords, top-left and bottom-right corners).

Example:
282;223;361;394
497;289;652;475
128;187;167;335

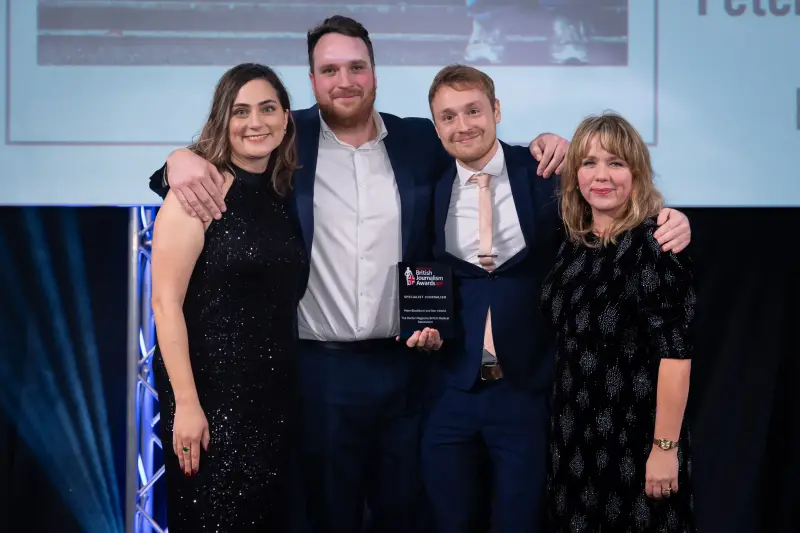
147;16;575;533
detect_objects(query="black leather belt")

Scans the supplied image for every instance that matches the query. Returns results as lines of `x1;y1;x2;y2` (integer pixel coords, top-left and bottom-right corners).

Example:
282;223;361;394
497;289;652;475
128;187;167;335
300;338;398;353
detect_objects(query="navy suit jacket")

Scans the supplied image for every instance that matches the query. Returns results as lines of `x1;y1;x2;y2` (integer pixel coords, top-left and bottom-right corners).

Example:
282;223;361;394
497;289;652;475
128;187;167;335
149;105;451;297
432;141;563;393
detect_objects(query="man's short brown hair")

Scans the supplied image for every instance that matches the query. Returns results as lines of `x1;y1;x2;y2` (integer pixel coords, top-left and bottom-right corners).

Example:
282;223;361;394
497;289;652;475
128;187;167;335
307;15;375;71
428;64;496;115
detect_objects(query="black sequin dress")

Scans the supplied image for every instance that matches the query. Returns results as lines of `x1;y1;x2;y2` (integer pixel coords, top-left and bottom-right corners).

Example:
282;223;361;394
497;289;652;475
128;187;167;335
540;218;696;533
154;164;306;532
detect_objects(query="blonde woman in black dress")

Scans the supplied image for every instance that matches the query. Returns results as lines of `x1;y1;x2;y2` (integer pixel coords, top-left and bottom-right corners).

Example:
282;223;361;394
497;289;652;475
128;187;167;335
541;112;696;532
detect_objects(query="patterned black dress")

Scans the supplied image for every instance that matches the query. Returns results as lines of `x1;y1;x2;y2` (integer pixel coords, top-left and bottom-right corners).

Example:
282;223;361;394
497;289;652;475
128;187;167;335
540;218;696;533
154;164;307;532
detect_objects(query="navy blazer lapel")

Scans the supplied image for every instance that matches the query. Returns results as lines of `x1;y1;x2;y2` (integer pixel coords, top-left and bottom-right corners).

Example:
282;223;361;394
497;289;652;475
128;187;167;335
502;141;536;248
433;162;456;261
381;113;416;258
292;107;320;258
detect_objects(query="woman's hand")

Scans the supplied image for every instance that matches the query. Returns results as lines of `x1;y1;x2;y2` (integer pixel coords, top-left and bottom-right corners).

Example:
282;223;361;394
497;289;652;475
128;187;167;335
645;446;679;500
172;400;210;476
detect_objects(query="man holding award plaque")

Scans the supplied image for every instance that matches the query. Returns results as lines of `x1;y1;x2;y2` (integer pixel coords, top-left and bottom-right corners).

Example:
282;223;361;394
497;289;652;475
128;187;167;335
421;65;693;533
145;17;573;532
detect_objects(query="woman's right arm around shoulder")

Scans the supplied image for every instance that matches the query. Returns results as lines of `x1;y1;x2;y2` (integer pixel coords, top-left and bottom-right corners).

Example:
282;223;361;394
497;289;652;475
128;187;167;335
151;190;209;476
164;148;228;222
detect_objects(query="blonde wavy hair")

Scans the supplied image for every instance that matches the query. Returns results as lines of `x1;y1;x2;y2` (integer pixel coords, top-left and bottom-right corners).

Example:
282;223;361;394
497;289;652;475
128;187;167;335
560;112;663;247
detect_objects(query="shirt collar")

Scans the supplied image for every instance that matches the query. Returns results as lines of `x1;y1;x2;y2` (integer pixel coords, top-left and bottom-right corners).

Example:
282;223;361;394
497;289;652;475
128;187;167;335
455;141;506;186
319;109;388;145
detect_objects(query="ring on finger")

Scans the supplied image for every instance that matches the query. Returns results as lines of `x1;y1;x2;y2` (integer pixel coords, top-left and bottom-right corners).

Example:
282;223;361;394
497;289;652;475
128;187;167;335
183;445;190;453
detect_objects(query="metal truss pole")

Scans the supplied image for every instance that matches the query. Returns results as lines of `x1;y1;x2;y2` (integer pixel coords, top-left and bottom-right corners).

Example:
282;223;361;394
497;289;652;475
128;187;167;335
126;206;166;533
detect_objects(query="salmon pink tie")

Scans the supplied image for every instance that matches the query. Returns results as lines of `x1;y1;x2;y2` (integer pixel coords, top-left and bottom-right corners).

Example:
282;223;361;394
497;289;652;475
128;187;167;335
468;172;496;356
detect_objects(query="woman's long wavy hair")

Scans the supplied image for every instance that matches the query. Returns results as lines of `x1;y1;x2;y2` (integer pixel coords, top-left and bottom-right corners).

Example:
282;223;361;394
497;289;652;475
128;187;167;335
560;112;664;247
187;63;298;196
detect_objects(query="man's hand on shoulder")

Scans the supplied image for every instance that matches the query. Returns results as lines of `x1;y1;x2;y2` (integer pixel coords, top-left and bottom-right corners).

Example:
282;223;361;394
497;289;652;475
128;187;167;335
654;208;691;253
530;133;569;178
166;149;226;222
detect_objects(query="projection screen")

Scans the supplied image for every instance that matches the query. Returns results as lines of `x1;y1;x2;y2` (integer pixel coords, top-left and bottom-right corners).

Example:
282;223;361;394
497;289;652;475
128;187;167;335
1;0;798;206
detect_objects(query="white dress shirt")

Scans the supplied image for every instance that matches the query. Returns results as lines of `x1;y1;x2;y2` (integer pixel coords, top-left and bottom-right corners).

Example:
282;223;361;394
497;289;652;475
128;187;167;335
445;143;526;267
297;111;403;341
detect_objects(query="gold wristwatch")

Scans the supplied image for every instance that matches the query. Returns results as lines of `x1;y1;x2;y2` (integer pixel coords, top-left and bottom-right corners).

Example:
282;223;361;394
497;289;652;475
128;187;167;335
653;438;678;450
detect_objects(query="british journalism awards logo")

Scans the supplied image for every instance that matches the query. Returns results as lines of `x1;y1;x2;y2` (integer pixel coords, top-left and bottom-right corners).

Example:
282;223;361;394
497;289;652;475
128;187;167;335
405;266;416;286
406;266;444;287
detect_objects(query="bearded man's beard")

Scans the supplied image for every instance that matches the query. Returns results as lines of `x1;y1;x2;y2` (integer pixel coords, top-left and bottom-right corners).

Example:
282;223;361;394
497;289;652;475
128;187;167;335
318;87;377;130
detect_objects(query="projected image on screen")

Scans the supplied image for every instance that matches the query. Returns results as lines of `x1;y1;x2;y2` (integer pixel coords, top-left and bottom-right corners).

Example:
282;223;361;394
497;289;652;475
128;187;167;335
11;0;652;150
3;0;798;206
36;0;628;67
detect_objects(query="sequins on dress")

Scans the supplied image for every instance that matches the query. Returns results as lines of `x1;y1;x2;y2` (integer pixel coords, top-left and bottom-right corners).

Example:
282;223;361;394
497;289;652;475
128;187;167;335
540;218;696;533
154;164;307;532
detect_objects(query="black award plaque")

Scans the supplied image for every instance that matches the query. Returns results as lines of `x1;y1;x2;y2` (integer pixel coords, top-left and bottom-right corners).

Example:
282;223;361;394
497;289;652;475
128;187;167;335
397;262;454;339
